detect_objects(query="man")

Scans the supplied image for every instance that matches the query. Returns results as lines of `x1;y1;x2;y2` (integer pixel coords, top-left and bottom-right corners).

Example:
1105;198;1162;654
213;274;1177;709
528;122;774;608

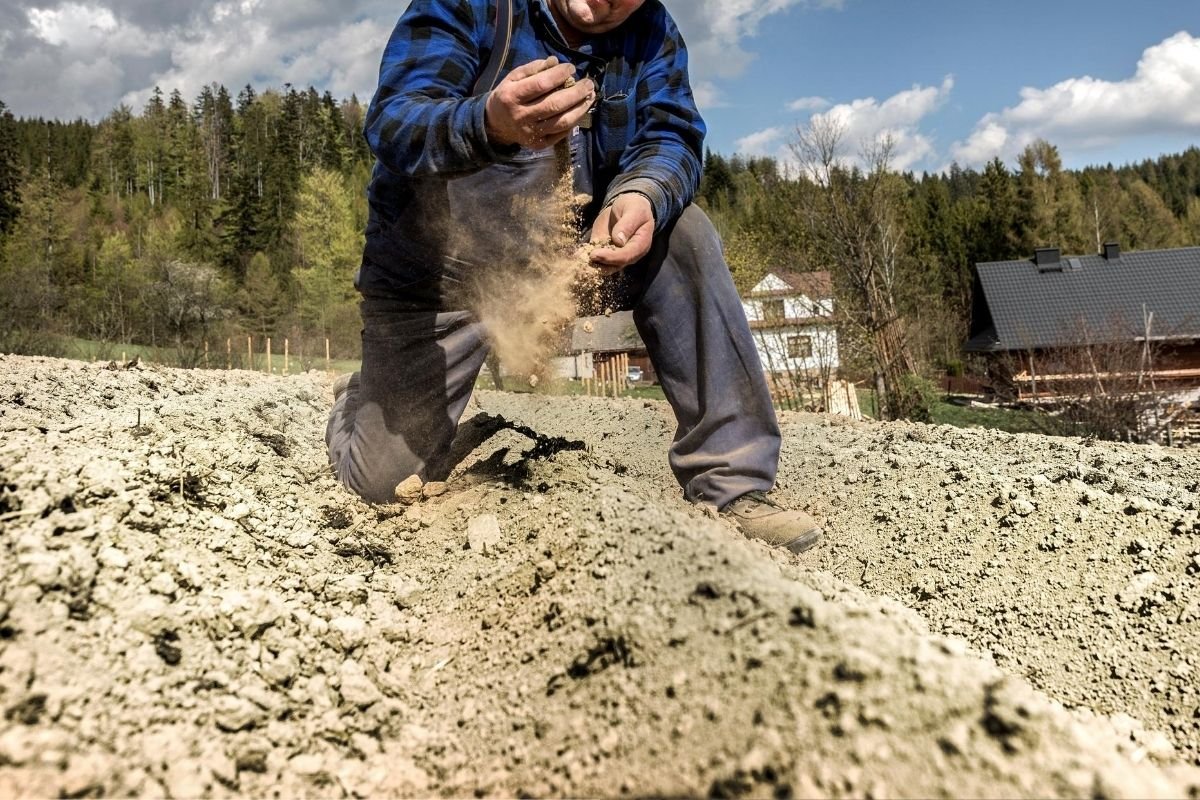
326;0;824;553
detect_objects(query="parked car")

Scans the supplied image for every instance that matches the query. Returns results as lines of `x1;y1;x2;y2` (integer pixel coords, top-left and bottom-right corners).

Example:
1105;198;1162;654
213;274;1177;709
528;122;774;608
626;365;644;383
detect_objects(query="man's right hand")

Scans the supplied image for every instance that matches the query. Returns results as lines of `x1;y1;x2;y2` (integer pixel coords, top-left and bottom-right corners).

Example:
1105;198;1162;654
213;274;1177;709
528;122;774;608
484;56;596;151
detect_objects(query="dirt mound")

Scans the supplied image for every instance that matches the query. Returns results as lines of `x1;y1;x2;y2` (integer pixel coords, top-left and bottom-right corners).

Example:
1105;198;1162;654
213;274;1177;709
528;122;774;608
1;355;1199;798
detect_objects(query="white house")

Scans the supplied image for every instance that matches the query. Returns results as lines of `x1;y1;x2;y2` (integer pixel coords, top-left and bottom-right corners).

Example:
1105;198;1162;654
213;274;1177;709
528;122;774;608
742;270;840;381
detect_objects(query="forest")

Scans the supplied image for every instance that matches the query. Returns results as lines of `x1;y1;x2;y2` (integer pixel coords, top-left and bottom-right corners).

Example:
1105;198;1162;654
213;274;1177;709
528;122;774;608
1;84;1200;416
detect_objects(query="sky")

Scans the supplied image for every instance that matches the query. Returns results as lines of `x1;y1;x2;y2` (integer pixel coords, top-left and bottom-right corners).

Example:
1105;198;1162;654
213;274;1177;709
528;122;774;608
2;0;1200;174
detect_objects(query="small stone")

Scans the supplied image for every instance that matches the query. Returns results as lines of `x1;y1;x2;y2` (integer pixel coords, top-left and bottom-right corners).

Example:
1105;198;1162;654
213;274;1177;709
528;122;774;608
394;475;424;504
328;616;368;651
1011;498;1036;517
164;759;211;799
339;659;383;707
227;504;251;521
387;576;423;609
213;696;263;732
467;514;503;555
262;649;300;687
149;572;179;597
289;753;326;776
421;482;448;498
97;547;129;570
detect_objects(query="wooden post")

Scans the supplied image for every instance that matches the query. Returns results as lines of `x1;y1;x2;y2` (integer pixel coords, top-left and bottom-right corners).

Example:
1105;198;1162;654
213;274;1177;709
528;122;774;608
284;338;290;376
325;338;331;373
226;338;232;370
266;337;272;374
121;351;127;364
247;336;253;371
204;340;209;369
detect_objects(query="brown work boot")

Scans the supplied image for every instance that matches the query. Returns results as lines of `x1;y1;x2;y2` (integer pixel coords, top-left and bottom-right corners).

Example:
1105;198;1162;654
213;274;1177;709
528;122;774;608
332;372;358;401
721;491;824;553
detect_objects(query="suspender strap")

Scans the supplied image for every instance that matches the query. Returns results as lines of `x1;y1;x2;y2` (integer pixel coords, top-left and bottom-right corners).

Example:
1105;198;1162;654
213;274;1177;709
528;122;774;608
471;0;514;96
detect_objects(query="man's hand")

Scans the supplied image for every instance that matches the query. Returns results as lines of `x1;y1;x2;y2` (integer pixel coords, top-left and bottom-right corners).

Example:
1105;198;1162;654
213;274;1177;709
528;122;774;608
484;56;595;151
588;193;655;275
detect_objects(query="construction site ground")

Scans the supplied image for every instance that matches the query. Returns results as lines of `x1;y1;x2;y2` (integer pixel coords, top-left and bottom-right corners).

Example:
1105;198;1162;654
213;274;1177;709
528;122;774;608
3;354;1200;798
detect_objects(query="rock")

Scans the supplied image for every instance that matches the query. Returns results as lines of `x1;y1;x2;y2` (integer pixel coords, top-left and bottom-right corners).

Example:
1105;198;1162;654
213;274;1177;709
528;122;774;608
97;547;129;570
149;572;180;597
17;551;62;589
323;574;369;605
1012;498;1036;517
218;589;287;636
394;475;424;505
467;514;503;555
213;695;264;732
1117;572;1158;609
387;576;423;609
422;481;448;498
79;459;125;498
339;659;383;707
262;649;300;687
288;753;326;776
164;758;211;799
328;616;368;651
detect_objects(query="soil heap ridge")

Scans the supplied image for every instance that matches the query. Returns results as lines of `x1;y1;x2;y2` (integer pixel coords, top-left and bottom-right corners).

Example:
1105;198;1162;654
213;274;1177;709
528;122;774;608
1;355;1198;798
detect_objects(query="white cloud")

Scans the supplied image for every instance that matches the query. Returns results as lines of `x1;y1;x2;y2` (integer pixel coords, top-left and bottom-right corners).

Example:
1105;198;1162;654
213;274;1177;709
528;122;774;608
29;3;117;46
805;76;954;171
734;127;786;156
788;96;829;112
1;0;843;123
952;31;1200;166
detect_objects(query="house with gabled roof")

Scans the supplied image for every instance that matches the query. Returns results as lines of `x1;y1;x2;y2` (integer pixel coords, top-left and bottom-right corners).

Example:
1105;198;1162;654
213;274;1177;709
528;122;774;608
967;243;1200;442
742;270;840;378
561;310;654;383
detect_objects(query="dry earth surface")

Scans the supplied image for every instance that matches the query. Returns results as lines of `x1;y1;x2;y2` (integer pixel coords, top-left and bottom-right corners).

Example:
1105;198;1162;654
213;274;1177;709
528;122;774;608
2;354;1200;798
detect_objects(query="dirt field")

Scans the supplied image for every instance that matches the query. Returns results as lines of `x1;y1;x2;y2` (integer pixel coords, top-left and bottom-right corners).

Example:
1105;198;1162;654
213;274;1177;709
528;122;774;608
2;354;1200;798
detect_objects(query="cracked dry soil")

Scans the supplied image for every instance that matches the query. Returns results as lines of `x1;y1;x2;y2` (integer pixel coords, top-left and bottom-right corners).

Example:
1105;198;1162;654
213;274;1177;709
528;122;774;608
2;354;1200;798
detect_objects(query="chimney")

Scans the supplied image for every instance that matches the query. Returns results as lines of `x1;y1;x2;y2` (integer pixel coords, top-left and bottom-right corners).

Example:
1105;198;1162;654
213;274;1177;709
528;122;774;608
1103;242;1121;261
1034;247;1061;269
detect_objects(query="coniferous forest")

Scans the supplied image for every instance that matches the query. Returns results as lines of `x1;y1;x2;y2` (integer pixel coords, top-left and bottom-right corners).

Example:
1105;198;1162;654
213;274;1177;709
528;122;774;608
2;84;1200;404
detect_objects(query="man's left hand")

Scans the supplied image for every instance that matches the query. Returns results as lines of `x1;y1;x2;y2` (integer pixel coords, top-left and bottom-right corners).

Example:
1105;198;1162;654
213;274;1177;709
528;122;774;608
587;193;655;275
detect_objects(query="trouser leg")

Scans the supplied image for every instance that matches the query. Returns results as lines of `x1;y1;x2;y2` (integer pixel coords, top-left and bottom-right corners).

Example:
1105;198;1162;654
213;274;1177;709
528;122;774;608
623;205;781;508
325;300;489;504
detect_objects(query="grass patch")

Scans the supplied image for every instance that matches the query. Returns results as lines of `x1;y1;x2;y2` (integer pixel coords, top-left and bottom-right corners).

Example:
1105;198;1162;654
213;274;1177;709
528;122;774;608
857;386;1047;436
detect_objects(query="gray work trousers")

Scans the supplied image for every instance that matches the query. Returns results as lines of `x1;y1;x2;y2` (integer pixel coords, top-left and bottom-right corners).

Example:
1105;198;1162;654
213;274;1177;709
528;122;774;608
326;204;781;508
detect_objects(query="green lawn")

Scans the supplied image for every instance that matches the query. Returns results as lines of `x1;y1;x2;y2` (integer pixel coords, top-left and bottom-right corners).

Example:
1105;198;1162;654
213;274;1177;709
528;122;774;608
856;386;1047;436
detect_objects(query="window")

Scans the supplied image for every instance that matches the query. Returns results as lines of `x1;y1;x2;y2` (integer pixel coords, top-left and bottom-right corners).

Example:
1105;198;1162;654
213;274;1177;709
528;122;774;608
787;335;813;360
761;299;785;321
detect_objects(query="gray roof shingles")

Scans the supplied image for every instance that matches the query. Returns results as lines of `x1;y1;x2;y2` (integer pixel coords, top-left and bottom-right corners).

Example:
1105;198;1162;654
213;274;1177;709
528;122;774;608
972;246;1200;351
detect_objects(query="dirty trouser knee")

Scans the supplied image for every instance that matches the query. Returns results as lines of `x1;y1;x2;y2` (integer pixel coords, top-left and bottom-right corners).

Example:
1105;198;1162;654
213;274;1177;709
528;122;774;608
326;302;489;504
625;204;781;508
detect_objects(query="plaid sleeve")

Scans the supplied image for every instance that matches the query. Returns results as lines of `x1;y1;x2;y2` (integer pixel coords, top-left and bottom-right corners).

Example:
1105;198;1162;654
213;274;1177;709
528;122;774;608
365;0;511;175
602;13;705;231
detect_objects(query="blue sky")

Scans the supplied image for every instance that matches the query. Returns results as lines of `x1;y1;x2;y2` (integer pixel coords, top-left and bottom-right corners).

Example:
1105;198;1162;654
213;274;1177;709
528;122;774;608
1;0;1199;173
695;0;1200;172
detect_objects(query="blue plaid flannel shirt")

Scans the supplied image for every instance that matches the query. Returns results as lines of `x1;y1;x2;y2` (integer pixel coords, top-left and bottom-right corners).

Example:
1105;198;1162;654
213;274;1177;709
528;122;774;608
359;0;705;297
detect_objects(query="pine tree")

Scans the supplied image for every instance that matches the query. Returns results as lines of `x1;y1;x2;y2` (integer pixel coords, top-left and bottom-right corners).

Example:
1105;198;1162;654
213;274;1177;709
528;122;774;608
0;100;21;235
292;168;359;339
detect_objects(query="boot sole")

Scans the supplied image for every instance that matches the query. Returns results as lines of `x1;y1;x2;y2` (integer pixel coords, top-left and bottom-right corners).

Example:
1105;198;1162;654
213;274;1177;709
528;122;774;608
784;527;824;554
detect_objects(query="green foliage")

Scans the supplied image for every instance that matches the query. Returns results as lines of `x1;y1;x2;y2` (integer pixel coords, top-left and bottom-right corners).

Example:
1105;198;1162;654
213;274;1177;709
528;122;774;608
293;168;360;341
0;100;20;236
894;373;940;423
